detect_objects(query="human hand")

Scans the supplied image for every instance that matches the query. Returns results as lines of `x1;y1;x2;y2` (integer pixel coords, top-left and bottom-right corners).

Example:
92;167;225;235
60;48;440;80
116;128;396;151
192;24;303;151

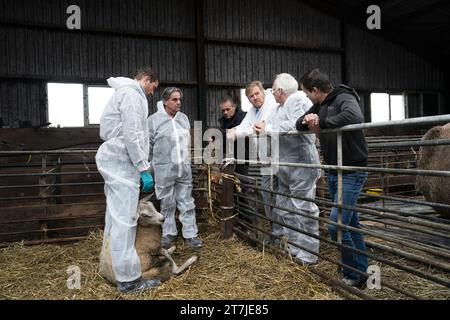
302;113;320;133
140;171;154;192
253;121;266;134
226;128;236;140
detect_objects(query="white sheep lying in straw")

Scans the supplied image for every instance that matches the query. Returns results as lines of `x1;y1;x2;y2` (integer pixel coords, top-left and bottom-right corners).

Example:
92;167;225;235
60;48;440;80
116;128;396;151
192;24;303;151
99;194;198;285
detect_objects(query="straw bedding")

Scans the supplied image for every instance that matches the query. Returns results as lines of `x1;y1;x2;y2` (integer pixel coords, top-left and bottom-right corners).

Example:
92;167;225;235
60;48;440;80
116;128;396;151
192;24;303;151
0;221;341;300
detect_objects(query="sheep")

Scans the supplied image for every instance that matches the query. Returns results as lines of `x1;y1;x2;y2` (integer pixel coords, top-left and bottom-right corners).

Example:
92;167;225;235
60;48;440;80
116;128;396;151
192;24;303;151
99;194;198;285
417;122;450;218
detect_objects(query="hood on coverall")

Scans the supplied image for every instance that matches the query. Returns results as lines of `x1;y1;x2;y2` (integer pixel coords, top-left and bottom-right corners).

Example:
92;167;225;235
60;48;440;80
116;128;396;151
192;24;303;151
96;76;150;283
265;90;321;263
147;103;199;239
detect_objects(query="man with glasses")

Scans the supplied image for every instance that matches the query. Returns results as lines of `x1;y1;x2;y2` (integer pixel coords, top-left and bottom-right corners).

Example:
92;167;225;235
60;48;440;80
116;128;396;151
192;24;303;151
255;73;320;265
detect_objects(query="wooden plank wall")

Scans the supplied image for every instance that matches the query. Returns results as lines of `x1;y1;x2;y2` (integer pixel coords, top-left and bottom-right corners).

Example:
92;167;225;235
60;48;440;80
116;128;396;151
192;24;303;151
0;128;104;244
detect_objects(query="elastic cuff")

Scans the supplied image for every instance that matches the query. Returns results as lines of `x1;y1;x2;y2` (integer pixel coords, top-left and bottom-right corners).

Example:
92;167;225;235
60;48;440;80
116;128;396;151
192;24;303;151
136;160;150;172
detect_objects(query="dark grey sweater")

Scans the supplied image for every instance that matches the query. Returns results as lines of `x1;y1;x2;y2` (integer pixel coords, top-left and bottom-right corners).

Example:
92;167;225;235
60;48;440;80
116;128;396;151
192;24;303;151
296;84;368;167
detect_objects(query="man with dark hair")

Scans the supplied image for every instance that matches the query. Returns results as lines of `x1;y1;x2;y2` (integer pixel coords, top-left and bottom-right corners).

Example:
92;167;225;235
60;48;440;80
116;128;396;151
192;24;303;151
148;87;203;250
216;95;252;231
96;66;160;293
134;67;159;82
218;95;247;175
296;68;369;287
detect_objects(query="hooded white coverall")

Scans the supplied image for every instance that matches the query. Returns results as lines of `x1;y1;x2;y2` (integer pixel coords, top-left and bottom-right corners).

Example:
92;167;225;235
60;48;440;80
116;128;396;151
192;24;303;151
233;90;279;223
96;77;150;282
265;91;321;263
234;90;278;138
148;102;198;239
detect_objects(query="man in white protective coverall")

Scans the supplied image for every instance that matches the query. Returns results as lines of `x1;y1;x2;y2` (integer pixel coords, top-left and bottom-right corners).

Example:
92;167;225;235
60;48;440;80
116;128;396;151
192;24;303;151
254;73;321;265
96;67;161;293
148;87;203;250
227;81;278;234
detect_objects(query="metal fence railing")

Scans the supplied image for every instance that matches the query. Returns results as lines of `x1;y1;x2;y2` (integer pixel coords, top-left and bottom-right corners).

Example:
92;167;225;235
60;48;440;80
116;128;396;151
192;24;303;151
208;115;450;299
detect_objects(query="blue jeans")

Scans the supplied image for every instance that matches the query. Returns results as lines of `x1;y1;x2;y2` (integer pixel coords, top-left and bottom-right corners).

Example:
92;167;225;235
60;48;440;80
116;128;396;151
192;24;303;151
327;171;368;281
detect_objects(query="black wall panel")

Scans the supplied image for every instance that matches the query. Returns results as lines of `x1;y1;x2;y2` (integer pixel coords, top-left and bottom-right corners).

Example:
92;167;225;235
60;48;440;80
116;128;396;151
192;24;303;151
0;79;47;128
0;0;446;127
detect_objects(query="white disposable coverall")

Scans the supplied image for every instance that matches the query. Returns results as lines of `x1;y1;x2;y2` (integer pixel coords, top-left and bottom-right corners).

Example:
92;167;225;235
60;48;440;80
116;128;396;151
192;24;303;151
266;91;321;263
148;102;198;239
234;90;278;138
233;90;278;222
96;77;150;282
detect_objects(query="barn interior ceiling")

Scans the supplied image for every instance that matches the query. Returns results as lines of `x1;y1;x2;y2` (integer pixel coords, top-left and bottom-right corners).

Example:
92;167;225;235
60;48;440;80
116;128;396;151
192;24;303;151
300;0;450;73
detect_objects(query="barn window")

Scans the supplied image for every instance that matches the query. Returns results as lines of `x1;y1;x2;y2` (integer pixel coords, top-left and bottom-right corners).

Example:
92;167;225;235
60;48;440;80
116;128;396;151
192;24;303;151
404;92;442;118
370;93;405;123
86;86;115;125
47;83;114;127
47;83;84;127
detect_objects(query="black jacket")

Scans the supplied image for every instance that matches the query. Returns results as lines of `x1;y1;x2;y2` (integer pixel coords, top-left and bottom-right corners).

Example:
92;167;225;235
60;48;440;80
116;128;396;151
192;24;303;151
296;84;368;167
218;109;248;162
218;109;247;131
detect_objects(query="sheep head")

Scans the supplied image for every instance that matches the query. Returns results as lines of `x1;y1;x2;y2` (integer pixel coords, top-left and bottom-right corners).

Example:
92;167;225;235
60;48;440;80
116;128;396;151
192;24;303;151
137;196;164;227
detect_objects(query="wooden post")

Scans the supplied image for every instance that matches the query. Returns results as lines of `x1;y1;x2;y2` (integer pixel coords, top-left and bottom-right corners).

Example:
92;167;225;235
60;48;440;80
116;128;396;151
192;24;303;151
220;166;235;239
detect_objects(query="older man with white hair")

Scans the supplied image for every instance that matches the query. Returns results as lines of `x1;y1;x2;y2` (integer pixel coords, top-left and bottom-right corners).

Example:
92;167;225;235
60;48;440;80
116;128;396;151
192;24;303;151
255;73;321;265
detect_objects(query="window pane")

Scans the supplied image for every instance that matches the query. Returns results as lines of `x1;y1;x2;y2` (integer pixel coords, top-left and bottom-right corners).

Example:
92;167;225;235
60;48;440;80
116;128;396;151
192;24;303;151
370;93;389;123
390;95;405;120
405;93;420;118
88;87;115;124
240;89;253;112
48;83;83;127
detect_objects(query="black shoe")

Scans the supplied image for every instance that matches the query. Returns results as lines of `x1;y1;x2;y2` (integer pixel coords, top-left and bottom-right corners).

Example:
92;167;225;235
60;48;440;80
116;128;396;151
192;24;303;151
117;277;161;294
161;234;177;249
342;276;366;289
185;237;203;249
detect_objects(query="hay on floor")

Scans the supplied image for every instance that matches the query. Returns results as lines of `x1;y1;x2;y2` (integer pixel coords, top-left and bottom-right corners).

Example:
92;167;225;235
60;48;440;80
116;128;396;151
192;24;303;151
0;222;341;300
315;241;450;300
2;217;447;300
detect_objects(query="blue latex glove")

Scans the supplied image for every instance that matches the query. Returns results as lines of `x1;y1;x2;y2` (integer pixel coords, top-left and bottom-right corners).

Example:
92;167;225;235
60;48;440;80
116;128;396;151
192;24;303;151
140;171;154;192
